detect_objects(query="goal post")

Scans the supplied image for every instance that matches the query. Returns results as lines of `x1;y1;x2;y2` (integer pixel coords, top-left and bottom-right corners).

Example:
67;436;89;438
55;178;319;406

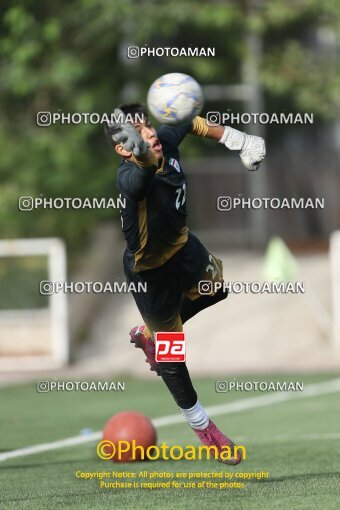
0;238;69;370
330;231;340;351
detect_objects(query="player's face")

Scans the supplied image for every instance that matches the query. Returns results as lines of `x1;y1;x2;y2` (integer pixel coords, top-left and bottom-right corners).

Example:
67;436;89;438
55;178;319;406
134;118;163;158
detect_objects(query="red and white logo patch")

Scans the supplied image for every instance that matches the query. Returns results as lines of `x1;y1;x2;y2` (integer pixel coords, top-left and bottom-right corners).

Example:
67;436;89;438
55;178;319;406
155;332;186;362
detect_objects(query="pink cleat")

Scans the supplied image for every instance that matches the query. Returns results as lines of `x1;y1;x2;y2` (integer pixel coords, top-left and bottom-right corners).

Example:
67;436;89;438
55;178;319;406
129;325;160;376
193;420;242;465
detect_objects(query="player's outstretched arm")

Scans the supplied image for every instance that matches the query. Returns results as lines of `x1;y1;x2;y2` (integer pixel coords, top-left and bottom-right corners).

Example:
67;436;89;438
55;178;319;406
191;116;266;171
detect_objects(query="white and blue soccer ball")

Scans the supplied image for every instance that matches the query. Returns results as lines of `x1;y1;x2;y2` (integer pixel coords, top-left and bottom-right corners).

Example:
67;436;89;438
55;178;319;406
147;72;203;125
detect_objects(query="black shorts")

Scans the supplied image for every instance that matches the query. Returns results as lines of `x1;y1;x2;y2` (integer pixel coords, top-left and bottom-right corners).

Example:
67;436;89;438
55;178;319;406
123;232;223;337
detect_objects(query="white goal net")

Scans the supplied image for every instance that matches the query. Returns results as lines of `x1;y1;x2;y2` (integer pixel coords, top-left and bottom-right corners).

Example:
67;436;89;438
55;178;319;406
0;238;68;370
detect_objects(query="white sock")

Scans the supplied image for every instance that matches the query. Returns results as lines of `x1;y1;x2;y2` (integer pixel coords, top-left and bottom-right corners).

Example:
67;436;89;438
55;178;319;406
180;400;209;430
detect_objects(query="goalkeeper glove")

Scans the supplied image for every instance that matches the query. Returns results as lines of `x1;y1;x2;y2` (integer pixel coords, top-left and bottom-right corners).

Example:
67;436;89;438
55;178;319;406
219;126;266;171
107;108;149;157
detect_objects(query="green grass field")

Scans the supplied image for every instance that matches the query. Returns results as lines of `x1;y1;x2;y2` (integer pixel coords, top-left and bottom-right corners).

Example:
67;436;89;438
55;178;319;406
1;374;340;510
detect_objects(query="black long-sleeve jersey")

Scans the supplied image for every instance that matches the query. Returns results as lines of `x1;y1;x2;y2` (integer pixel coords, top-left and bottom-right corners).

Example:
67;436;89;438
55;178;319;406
117;122;192;272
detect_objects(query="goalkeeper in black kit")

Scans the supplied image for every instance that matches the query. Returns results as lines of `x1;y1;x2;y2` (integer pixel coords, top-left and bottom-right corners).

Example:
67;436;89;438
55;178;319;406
105;104;265;465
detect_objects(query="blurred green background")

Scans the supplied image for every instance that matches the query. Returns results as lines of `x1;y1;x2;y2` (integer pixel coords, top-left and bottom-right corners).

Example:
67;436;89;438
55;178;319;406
1;0;339;257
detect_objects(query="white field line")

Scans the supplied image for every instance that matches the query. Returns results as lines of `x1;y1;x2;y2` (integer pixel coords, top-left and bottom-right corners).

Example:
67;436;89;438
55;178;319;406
242;432;340;443
160;432;340;444
0;377;340;463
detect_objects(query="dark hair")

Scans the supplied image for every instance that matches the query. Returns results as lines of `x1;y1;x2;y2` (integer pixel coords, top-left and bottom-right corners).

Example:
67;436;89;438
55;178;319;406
104;103;148;147
119;103;148;119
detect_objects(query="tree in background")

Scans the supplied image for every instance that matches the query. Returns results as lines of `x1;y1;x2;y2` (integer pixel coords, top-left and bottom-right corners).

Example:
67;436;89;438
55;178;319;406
0;0;339;252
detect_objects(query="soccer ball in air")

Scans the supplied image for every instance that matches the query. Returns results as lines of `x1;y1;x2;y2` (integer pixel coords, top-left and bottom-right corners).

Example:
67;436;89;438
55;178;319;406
147;72;203;125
